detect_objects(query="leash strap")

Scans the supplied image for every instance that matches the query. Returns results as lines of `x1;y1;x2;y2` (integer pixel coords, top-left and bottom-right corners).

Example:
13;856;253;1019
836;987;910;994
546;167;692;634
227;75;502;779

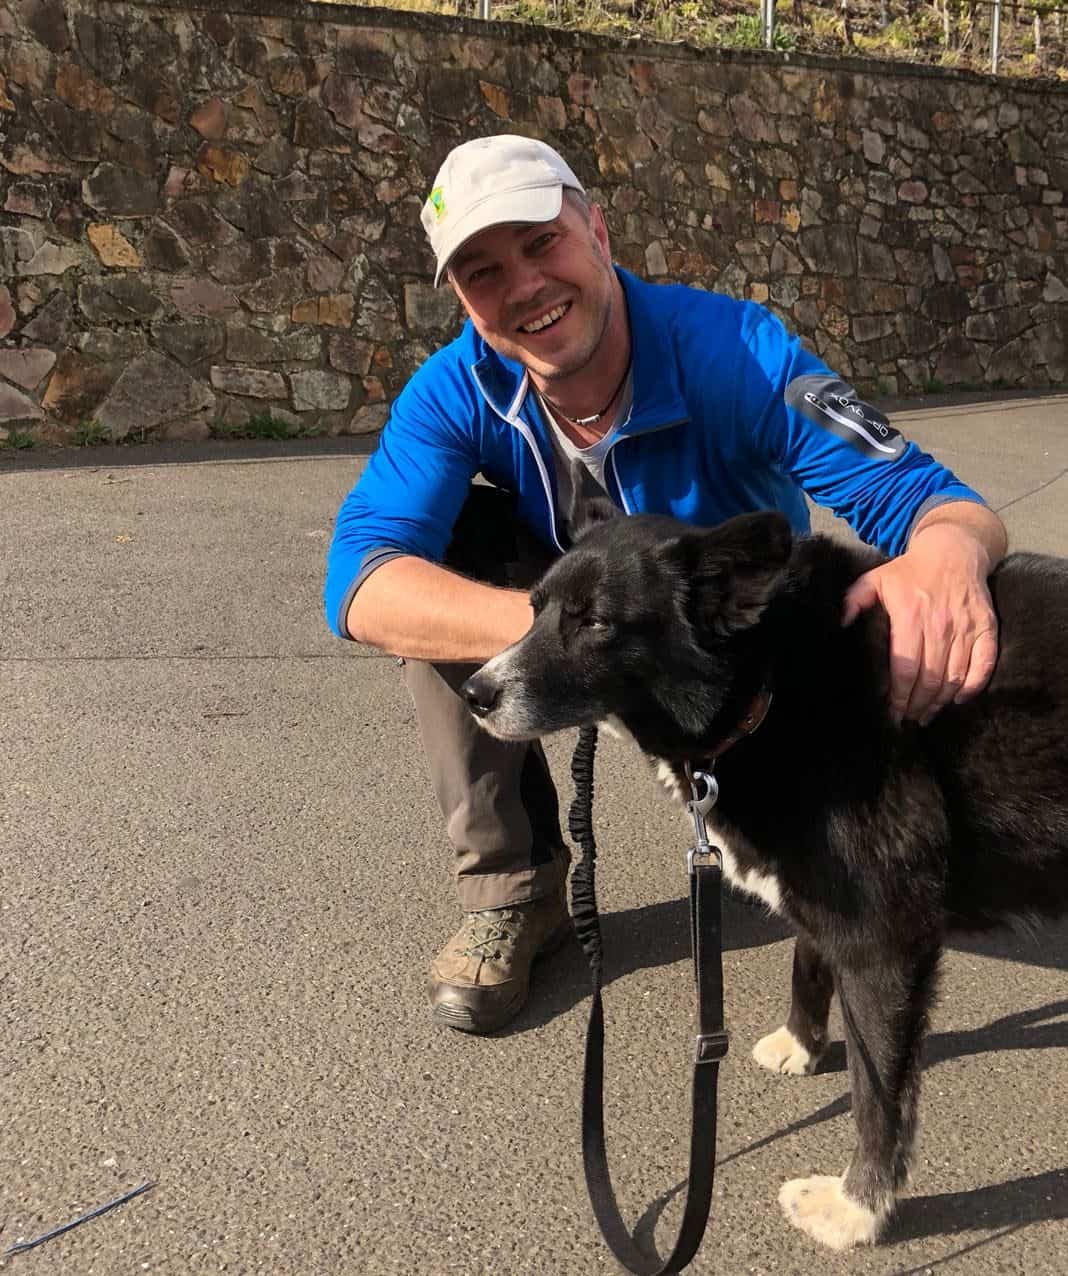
569;725;727;1275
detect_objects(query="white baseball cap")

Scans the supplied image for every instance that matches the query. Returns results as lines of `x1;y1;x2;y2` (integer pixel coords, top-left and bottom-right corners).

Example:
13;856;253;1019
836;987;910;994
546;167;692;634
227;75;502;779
421;134;585;287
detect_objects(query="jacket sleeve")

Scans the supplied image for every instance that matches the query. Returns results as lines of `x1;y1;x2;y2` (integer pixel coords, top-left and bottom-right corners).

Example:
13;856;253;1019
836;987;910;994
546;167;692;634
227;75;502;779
734;304;986;557
323;371;481;640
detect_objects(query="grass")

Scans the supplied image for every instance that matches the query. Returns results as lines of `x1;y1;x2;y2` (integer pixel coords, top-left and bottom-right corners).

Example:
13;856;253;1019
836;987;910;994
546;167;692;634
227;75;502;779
0;430;36;450
211;412;318;440
74;418;109;447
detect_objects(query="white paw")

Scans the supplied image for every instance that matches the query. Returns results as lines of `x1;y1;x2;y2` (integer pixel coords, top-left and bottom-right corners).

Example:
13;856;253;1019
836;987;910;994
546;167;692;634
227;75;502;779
752;1025;821;1076
778;1175;886;1250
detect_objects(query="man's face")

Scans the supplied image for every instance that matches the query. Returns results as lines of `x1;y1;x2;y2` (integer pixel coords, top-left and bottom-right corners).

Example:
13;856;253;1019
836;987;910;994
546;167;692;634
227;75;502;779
446;198;618;384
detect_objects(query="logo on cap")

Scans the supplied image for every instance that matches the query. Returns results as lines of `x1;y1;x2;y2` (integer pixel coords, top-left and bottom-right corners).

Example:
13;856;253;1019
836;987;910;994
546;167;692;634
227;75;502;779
428;186;446;221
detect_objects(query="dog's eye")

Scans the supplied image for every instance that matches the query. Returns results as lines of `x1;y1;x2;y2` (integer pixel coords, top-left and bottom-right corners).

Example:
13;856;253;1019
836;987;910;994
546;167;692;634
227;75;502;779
580;616;612;633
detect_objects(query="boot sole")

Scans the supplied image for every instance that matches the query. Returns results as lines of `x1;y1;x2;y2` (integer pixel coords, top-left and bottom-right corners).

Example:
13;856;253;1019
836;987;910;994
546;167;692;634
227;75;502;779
431;916;574;1035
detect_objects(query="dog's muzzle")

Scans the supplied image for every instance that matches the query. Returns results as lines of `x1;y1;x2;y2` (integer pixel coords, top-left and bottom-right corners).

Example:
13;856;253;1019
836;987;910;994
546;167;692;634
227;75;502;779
461;670;500;718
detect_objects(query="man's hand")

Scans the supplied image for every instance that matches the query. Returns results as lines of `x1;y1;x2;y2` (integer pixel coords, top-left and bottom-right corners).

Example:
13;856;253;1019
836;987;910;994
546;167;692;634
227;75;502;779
841;502;1007;725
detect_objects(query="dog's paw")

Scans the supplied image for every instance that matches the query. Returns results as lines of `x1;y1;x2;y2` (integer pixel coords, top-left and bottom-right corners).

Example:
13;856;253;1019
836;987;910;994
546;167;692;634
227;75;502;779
752;1025;822;1075
778;1175;885;1250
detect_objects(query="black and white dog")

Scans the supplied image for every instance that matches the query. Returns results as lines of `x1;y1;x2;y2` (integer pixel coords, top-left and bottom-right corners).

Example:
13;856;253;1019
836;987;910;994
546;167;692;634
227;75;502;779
461;504;1068;1251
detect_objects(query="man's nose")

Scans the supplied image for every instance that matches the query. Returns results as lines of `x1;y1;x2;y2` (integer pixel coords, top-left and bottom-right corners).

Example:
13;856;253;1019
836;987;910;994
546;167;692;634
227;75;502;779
461;670;500;718
505;257;548;306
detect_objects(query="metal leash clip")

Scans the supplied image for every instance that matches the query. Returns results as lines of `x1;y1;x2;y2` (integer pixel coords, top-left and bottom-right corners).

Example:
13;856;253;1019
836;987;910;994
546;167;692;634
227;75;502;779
686;768;722;874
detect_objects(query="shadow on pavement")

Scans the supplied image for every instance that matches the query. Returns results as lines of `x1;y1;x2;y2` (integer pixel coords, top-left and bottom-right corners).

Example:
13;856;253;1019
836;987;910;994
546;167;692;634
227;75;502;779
501;890;793;1035
893;1166;1068;1242
0;434;377;473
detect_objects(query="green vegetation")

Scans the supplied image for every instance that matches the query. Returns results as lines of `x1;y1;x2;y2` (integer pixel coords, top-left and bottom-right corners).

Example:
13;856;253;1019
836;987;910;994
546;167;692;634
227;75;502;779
74;418;109;447
212;412;321;440
0;430;36;450
316;0;1065;78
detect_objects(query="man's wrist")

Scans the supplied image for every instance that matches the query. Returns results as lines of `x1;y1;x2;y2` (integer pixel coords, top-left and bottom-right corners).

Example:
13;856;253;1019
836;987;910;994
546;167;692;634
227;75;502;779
907;501;1007;573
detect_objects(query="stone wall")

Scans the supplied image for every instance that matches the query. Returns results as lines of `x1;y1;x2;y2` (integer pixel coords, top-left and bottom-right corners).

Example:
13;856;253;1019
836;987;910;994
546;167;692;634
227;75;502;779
1;0;1066;444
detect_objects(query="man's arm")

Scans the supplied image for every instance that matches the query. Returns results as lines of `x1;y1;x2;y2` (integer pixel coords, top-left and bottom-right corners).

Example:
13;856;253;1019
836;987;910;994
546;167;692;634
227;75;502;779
345;555;534;662
842;500;1008;724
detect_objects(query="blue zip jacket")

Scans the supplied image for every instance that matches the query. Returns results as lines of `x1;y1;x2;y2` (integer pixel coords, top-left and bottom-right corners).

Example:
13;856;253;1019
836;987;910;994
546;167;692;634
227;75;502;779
325;268;984;639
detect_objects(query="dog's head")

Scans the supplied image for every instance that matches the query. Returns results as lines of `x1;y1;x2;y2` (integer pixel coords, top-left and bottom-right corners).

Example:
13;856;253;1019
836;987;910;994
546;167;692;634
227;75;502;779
461;508;792;754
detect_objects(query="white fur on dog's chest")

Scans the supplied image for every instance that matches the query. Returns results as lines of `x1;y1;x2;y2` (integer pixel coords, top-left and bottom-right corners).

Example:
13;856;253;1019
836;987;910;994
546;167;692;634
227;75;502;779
706;814;785;914
650;755;785;914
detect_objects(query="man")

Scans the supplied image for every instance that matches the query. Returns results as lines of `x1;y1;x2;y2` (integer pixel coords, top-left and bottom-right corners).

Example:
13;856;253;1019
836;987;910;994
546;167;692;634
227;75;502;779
325;134;1007;1035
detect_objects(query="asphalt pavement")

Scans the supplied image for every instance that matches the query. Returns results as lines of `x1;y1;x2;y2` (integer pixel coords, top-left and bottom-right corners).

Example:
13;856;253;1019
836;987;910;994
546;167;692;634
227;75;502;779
1;390;1066;1275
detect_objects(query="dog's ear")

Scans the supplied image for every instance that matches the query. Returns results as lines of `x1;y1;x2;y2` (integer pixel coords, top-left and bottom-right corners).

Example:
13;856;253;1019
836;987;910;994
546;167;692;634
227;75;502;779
660;512;793;635
566;464;621;543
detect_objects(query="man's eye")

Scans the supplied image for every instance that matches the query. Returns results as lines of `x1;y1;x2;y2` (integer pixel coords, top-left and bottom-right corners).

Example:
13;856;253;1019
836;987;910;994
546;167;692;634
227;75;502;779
466;264;497;286
530;232;556;253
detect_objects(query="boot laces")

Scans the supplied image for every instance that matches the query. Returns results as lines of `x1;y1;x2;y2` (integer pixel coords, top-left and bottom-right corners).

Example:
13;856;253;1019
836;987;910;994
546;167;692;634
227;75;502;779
459;910;518;960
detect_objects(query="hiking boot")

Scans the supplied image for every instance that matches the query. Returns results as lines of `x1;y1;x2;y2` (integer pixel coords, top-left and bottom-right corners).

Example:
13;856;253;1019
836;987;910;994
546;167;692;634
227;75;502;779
429;892;572;1034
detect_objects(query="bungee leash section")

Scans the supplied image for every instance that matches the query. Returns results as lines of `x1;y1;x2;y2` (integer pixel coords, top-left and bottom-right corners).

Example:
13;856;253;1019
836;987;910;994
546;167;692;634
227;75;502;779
568;723;729;1275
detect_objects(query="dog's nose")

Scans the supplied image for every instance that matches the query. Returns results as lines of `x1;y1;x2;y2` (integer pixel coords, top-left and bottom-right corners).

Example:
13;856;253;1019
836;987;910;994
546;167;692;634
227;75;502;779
461;672;500;718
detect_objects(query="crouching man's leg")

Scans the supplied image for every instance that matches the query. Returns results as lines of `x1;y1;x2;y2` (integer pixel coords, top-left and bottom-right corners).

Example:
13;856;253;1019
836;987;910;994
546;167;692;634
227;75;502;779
404;486;571;1034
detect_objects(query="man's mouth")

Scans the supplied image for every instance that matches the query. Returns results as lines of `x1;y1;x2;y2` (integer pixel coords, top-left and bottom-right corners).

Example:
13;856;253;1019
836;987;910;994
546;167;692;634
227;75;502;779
518;301;571;334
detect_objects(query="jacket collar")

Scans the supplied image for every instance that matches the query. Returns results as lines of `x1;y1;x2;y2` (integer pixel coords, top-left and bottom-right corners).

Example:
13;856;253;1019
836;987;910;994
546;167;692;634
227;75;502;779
469;266;690;434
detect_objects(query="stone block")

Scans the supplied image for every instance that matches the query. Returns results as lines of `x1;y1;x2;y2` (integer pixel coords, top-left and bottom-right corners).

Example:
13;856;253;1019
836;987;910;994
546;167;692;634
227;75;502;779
321;73;362;129
291;294;354;328
26;0;70;53
142;223;191;272
21;290;70;343
196;143;251;188
328;334;374;376
77;329;146;362
307;254;345;293
98;351;216;438
41;349;120;423
206;239;271;286
156;320;225;367
253;137;296;177
242;268;303;315
87;223;141;267
163;199;236;247
1043;273;1068;303
984;336;1033;386
0;285;14;337
0;347;56;389
4;178;50;218
0;382;45;423
346;402;389;435
11;240;69;290
83;163;159;217
402;284;459;334
170;278;239;318
225;325;276;364
933;335;983;386
191;97;228;140
79;277;162;323
75;13;124;82
210;365;286;398
799;226;856;278
55;59;114;114
291;369;350;411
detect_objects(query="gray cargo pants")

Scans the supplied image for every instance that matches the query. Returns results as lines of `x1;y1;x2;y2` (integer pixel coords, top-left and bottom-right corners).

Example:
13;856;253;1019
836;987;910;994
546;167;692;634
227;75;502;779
401;485;570;913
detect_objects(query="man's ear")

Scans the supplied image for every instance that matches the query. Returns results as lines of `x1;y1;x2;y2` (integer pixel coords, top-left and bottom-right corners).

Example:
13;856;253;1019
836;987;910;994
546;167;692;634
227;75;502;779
661;512;793;635
566;464;620;543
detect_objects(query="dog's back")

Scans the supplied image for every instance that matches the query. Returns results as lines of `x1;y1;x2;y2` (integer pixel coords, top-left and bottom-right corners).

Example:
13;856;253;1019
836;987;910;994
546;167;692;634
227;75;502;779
930;552;1068;928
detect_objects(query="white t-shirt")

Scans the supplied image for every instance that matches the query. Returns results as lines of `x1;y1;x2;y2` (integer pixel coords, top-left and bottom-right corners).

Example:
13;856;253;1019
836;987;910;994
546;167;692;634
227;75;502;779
534;370;634;526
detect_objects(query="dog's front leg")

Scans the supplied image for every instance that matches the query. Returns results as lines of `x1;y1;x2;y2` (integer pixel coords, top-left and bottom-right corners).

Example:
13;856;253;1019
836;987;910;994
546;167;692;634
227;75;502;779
753;932;832;1075
778;948;940;1250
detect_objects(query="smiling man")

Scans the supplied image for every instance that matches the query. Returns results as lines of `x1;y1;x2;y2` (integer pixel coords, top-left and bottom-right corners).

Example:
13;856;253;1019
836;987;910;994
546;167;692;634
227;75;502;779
324;134;1006;1034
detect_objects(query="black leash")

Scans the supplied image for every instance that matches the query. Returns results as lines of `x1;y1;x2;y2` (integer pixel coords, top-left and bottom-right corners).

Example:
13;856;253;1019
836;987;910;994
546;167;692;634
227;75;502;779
568;724;728;1275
